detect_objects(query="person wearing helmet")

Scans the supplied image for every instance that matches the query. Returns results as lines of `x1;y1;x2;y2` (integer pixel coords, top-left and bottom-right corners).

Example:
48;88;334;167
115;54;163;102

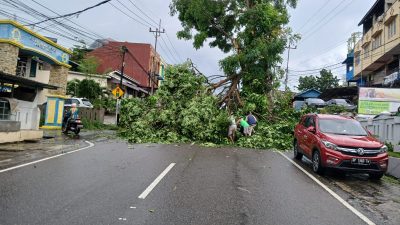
63;103;79;127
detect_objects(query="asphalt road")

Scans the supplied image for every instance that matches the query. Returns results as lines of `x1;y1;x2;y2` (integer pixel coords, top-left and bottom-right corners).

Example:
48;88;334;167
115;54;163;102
0;141;379;225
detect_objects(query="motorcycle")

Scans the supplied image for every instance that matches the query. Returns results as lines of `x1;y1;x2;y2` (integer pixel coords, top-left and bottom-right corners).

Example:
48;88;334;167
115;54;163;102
62;117;83;135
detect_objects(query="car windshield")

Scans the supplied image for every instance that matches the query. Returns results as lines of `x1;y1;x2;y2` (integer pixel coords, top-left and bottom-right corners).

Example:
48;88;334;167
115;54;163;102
82;99;92;106
335;99;348;105
307;98;324;104
318;118;368;136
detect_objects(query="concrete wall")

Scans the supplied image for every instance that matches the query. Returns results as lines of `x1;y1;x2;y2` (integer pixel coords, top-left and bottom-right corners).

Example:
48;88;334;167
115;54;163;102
360;115;400;145
0;43;19;75
0;130;43;144
35;70;51;104
0;121;21;132
68;71;108;88
49;65;69;95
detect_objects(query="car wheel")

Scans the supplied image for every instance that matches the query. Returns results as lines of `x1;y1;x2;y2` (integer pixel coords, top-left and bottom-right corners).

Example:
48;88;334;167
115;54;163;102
293;140;303;160
369;172;384;180
312;150;325;175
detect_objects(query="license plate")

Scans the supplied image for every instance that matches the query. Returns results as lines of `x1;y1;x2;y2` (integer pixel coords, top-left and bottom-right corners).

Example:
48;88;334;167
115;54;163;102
351;158;371;165
77;125;83;128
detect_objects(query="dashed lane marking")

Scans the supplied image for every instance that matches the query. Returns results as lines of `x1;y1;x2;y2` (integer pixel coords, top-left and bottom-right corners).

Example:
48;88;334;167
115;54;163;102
138;163;176;199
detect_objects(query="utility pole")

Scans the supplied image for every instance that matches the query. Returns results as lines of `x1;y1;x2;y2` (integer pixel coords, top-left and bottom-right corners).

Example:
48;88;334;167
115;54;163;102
149;19;165;94
116;45;128;125
285;44;297;90
119;46;128;88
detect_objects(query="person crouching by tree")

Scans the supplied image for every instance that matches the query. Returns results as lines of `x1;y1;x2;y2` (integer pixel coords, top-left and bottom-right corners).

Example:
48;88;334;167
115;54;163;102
246;112;257;136
237;117;250;136
227;113;237;143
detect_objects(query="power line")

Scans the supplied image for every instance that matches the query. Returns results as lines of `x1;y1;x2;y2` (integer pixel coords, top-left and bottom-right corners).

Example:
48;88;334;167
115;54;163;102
296;0;330;32
26;0;111;26
108;2;148;28
160;35;179;63
1;0;98;44
289;62;343;73
126;0;158;26
31;0;105;40
165;32;184;62
115;0;154;27
300;0;351;43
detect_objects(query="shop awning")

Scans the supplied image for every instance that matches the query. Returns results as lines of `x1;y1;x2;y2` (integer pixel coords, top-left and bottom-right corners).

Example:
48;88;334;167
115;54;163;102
0;71;58;90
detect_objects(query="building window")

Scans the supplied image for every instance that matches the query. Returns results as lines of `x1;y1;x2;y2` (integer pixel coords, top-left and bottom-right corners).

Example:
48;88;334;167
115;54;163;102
388;18;396;39
372;34;382;50
363;44;370;58
30;60;37;77
355;53;360;66
0;99;11;120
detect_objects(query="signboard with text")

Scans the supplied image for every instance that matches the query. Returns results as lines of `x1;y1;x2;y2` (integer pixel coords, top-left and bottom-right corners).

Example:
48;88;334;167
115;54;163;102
358;87;400;115
0;22;70;65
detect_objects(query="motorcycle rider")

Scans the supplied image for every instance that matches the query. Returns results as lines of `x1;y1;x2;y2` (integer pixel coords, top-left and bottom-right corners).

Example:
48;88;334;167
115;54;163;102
63;103;79;128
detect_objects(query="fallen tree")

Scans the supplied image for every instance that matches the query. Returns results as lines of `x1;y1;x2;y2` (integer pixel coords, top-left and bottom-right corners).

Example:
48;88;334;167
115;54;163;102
119;64;305;150
170;0;299;109
119;0;305;150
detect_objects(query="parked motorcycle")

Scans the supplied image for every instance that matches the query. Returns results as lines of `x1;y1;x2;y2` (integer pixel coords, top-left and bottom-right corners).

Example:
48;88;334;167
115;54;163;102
62;117;83;135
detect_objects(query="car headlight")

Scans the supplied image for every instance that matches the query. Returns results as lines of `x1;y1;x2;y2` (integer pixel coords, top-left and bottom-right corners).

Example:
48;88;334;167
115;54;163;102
322;140;338;150
380;145;388;153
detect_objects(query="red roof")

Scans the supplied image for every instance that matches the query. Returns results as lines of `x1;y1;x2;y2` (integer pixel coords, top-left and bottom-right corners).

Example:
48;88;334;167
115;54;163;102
89;41;156;88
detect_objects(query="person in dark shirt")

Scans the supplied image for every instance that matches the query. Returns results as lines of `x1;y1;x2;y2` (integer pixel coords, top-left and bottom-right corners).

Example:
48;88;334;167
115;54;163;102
246;112;257;136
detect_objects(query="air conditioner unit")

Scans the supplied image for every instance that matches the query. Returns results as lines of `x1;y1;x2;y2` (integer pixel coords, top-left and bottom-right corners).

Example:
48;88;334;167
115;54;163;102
377;15;384;22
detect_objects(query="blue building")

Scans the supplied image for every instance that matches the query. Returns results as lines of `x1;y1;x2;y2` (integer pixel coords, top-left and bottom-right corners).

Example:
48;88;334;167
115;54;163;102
342;50;365;86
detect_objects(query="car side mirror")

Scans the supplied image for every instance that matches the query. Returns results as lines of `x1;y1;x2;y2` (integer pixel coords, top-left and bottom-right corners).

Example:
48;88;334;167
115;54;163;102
307;126;316;134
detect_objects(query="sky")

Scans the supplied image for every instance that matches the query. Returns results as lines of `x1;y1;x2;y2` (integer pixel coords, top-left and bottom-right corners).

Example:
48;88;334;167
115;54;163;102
0;0;377;90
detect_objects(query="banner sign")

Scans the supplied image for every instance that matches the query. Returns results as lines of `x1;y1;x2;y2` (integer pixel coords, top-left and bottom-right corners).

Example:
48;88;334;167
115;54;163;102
0;22;70;65
358;87;400;114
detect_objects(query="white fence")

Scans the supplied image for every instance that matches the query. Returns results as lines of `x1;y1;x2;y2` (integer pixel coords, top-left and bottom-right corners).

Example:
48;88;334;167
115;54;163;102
359;116;400;145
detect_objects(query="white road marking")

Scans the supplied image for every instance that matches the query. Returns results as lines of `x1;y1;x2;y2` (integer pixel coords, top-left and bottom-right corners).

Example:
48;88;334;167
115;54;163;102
130;206;136;209
237;187;251;194
138;163;176;199
0;141;95;174
277;151;375;225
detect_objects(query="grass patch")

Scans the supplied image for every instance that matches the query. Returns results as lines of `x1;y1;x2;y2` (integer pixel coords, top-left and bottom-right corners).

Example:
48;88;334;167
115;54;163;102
389;151;400;158
82;118;118;131
382;175;400;185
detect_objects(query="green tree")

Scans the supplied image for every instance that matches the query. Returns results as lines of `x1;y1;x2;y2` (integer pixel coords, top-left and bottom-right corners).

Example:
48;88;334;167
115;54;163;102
170;0;298;108
70;45;90;71
297;69;340;92
78;56;100;75
66;79;80;97
77;79;102;101
297;75;318;92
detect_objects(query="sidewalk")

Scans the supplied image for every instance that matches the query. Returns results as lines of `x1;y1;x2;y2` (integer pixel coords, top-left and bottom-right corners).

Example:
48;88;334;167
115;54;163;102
0;129;116;170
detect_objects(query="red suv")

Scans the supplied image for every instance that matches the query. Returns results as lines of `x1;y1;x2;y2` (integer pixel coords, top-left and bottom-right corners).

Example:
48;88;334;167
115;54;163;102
294;114;389;179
